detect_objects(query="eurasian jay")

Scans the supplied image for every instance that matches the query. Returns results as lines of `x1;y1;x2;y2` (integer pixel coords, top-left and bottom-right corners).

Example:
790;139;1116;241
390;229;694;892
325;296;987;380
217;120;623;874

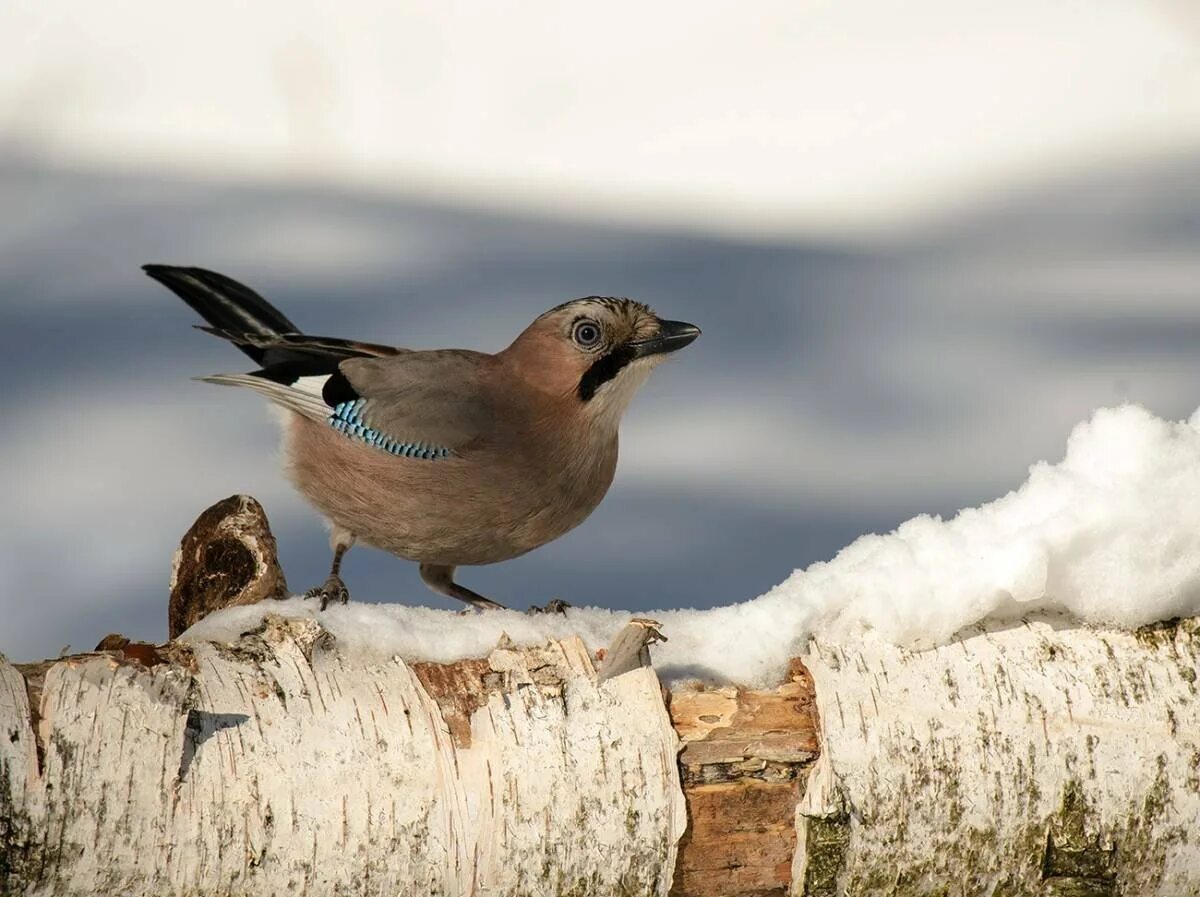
144;265;700;611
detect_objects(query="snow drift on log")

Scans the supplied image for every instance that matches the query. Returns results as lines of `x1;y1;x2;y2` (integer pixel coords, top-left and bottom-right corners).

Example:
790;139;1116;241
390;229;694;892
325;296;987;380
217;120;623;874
186;403;1200;686
780;403;1200;646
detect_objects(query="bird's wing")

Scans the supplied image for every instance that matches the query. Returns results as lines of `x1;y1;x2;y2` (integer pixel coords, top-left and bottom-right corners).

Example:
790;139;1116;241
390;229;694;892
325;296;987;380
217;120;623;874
332;351;496;457
150;265;491;457
203;349;495;460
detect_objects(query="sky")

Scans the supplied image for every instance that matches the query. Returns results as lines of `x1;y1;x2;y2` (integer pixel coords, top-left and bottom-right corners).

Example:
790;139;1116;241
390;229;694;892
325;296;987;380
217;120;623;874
2;1;1200;660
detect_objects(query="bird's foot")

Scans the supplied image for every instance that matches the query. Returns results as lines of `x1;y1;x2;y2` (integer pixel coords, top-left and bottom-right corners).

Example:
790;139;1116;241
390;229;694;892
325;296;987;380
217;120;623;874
456;597;508;614
305;575;350;611
527;598;571;615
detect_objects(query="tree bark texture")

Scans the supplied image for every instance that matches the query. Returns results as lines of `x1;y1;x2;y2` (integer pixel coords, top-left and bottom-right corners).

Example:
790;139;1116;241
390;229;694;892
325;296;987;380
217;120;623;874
1;617;684;897
3;614;1200;896
794;616;1200;896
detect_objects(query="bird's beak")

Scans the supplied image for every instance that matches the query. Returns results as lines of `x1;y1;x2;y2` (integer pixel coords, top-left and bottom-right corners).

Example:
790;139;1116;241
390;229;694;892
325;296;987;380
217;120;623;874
628;319;701;358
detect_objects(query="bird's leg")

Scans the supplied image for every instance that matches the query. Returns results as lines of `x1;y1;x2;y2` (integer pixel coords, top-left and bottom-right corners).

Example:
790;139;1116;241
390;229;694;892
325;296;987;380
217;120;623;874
419;563;507;611
306;528;355;611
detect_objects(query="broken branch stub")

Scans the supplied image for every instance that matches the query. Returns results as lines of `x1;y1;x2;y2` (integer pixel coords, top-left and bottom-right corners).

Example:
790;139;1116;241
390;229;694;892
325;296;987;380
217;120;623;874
168;494;289;638
597;617;668;683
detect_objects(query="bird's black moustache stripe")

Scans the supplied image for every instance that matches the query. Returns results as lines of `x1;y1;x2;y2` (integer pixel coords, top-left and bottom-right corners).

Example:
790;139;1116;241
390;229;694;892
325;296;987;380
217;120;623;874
577;345;636;401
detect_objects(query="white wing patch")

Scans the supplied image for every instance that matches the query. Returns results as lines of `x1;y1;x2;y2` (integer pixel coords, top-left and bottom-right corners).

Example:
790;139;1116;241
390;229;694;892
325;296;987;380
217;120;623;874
292;374;332;398
199;373;330;422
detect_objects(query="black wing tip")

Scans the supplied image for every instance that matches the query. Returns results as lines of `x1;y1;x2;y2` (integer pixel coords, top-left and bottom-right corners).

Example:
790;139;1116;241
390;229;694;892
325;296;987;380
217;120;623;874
142;263;221;283
142;263;176;282
143;263;301;335
143;262;183;275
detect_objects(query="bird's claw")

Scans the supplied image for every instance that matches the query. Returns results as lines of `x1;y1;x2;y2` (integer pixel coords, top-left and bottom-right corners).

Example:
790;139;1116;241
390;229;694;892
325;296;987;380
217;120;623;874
306;575;350;611
527;598;571;615
456;599;508;616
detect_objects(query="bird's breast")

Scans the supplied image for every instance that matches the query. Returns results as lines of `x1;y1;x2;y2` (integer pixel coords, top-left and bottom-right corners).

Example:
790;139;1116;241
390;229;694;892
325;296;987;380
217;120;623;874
282;413;617;566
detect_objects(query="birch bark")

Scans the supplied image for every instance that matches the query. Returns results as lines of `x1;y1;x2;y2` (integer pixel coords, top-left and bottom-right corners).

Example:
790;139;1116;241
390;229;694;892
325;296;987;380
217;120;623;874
5;612;1200;897
794;615;1200;896
1;616;684;897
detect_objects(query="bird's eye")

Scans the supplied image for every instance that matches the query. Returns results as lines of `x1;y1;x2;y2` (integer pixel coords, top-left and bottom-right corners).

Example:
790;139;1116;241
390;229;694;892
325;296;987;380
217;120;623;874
572;319;602;348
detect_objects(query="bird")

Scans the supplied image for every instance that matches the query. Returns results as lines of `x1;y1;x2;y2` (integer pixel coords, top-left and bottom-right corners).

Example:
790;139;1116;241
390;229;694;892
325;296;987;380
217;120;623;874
144;265;700;612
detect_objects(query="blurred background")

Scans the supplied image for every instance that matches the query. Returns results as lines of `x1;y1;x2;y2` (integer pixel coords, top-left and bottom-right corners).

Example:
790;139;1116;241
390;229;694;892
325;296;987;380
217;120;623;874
3;1;1200;660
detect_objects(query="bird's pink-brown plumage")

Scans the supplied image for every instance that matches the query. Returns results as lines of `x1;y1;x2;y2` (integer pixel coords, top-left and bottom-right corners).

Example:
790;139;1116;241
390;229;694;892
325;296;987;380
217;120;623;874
284;356;619;567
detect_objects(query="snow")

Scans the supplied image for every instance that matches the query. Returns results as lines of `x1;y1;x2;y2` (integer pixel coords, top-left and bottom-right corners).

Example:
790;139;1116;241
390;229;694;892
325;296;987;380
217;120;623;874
184;403;1200;686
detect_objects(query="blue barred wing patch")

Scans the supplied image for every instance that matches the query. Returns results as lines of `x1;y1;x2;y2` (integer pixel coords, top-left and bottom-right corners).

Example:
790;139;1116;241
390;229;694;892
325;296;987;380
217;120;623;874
329;399;452;460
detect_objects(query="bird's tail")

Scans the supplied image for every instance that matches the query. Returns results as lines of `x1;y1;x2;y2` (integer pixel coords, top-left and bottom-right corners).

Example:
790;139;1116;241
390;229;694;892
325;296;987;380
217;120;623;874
142;265;300;365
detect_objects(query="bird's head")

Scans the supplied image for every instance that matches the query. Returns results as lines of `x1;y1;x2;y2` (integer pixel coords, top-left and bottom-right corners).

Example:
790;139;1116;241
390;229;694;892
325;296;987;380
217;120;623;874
505;297;700;426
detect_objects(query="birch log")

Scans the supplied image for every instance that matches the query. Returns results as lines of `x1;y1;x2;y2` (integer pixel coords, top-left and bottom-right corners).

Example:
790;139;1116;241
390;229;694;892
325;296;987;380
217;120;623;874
794;615;1200;896
4;613;1200;896
0;616;684;897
